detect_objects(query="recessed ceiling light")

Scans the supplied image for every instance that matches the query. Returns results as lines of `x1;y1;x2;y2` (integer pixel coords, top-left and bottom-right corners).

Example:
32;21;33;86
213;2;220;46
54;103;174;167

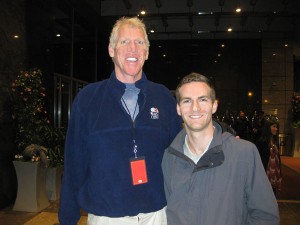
235;7;241;13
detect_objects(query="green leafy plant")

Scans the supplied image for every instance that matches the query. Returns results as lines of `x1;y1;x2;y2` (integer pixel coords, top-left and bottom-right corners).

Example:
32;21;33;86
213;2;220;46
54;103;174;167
11;68;65;167
40;125;65;167
291;92;300;128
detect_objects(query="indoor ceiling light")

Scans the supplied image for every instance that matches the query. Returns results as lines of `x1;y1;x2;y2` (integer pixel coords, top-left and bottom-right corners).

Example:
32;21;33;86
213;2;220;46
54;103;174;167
150;25;155;33
140;5;146;15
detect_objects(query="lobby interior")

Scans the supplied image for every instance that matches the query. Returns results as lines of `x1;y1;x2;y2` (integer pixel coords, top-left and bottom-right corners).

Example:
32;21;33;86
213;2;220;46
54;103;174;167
1;0;300;224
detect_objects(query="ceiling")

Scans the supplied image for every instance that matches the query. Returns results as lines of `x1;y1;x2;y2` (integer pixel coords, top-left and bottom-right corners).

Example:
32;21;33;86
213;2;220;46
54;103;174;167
87;0;300;40
53;0;300;60
52;0;300;112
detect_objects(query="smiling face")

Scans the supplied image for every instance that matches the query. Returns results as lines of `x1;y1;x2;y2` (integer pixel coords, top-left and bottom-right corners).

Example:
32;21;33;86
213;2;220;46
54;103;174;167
108;24;149;83
177;81;218;133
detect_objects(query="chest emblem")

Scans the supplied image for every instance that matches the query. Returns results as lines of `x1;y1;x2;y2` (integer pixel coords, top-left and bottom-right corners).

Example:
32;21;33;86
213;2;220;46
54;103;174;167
150;107;159;119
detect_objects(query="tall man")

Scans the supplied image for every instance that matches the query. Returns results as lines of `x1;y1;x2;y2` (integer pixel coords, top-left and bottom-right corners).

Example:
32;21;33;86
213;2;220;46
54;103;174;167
162;72;279;225
59;17;182;225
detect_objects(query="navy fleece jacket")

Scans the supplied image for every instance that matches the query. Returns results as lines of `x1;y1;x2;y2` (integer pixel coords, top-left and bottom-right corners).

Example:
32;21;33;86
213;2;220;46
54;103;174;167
58;72;182;225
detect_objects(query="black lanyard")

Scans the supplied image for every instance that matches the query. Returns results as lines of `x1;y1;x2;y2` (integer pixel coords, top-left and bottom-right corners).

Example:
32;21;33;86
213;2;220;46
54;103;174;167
121;97;139;158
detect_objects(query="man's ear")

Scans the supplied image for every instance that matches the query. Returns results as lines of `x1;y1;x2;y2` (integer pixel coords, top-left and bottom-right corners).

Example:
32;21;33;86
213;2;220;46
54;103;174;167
212;101;218;114
145;49;149;60
108;44;114;58
176;104;182;116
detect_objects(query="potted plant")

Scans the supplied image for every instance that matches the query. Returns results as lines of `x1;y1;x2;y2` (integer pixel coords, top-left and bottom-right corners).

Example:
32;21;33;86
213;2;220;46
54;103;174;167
11;68;65;163
11;69;65;210
41;125;65;200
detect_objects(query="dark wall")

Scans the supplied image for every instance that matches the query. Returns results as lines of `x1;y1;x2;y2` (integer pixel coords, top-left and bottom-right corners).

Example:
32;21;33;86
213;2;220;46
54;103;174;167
0;0;58;209
0;0;27;209
145;39;262;116
25;0;56;118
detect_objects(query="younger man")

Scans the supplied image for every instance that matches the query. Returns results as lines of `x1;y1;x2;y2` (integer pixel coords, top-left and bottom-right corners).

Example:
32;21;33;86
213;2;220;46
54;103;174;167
162;73;279;225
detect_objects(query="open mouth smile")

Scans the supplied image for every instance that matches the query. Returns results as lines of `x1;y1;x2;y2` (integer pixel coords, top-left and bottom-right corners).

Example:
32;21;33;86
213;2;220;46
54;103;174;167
126;57;138;62
190;115;203;119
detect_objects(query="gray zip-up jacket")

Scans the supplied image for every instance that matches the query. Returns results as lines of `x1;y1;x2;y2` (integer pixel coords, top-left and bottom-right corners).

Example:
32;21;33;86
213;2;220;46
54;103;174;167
162;121;279;225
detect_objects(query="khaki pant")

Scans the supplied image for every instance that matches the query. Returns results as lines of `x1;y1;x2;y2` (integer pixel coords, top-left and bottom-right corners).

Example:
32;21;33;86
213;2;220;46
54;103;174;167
87;207;167;225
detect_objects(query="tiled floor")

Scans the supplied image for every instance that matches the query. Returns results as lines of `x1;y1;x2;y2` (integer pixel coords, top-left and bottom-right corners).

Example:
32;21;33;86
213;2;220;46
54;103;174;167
1;157;300;225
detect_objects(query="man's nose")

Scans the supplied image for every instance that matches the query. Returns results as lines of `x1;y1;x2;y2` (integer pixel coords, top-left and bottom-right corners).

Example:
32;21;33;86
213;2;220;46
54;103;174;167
127;41;136;52
192;101;199;111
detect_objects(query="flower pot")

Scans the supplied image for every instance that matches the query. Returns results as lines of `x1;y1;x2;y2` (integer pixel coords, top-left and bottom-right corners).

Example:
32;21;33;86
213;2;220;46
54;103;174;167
46;166;63;200
13;161;49;212
292;128;300;157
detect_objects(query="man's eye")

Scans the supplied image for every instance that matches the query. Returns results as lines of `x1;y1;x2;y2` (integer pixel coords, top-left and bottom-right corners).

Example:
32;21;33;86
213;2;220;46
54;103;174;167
120;40;128;45
136;40;144;45
182;99;191;104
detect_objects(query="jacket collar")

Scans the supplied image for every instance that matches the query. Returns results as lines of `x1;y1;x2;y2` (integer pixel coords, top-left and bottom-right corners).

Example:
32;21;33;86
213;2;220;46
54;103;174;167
168;121;230;171
108;71;148;94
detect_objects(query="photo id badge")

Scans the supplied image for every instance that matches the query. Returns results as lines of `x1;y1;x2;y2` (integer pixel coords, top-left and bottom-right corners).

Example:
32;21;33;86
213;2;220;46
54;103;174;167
130;157;148;185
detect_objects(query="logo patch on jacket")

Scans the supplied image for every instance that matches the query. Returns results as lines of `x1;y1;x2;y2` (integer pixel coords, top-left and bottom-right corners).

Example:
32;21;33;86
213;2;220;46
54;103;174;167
150;107;159;119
